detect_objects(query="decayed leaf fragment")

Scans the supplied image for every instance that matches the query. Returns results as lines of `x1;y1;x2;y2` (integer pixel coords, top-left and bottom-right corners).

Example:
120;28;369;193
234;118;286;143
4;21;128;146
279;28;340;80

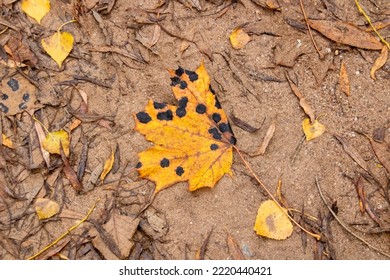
35;198;59;220
2;134;13;148
308;19;383;50
135;62;236;192
100;150;115;181
42;130;70;157
339;61;350;96
302;118;325;141
21;0;51;24
41;31;74;67
254;200;293;240
229;28;251;49
370;45;388;80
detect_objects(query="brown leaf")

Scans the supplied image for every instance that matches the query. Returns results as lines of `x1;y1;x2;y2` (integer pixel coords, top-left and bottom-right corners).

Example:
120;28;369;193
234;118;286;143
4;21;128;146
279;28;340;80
34;121;50;167
366;136;390;174
100;149;114;181
91;211;139;259
251;121;276;156
230;113;261;133
339;61;350;96
195;229;213;260
5;36;38;67
286;74;315;122
370;45;388;80
226;232;245;260
308;19;383;50
334;134;369;172
60;145;83;192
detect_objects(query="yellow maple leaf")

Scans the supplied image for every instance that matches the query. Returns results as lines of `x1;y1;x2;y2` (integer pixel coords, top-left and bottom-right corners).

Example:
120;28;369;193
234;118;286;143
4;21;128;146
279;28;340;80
302;118;325;141
100;150;114;181
42;31;74;67
254;200;293;240
229;28;251;50
2;133;13;148
35;197;59;220
135;62;236;192
42;130;70;157
21;0;51;24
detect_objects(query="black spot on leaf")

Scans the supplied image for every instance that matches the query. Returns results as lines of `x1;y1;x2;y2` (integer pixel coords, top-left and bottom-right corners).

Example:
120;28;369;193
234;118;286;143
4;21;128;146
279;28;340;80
208;127;222;140
230;136;237;145
185;70;198;82
7;78;19;91
219;123;229;133
153;101;166;109
160;158;170;168
215;98;221;109
1;94;8;100
176;107;186;118
23;93;30;102
136;111;152;124
157;109;173;121
210;144;219;150
175;166;184;176
209;86;216;95
196;104;206;114
170;76;180;86
0;103;9;113
136;162;142;168
212;113;221;123
178;97;188;108
19;103;27;110
180;80;187;89
175;67;184;76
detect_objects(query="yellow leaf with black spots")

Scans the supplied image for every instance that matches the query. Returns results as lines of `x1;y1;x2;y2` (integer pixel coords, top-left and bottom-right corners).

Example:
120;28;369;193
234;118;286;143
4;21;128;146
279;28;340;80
134;62;236;192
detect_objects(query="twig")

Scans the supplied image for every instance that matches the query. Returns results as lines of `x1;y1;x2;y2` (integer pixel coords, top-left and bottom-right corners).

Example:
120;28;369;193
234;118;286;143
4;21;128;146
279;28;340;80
27;198;100;260
299;0;324;59
355;0;390;50
234;146;321;240
315;177;390;258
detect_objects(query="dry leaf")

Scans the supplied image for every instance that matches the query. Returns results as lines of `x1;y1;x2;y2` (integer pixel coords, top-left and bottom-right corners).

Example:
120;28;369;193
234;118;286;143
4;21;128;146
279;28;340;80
227;232;245;260
2;134;13;148
339;61;350;96
41;31;74;67
21;0;50;24
334;134;369;172
60;144;82;192
366;136;390;173
35;197;59;220
251;122;275;156
254;200;293;240
302;118;325;141
286;74;315;123
42;130;70;157
308;19;383;50
229;28;251;50
100;150;115;181
34;121;50;167
135;62;236;192
69;118;82;132
370;45;388;80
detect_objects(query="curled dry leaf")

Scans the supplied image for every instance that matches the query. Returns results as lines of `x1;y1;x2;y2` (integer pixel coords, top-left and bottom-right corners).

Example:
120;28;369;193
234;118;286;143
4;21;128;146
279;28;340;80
35;198;60;220
251;121;276;156
229;28;251;50
339;61;350;96
302;118;325;141
60;144;82;192
334;134;369;172
227;232;245;260
34;121;50;167
21;0;51;24
308;19;383;50
100;150;115;181
370;45;388;80
254;200;293;240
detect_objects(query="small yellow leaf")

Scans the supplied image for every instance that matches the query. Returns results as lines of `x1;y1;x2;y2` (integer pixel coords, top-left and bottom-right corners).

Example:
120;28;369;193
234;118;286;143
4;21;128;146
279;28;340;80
370;45;388;80
42;130;70;157
2;134;13;148
254;200;293;240
302;118;325;141
21;0;51;24
41;31;74;67
100;150;115;181
229;28;251;50
35;198;59;220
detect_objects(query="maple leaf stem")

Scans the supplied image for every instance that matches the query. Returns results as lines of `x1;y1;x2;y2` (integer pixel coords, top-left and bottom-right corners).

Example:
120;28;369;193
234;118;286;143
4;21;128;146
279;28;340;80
233;145;321;241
